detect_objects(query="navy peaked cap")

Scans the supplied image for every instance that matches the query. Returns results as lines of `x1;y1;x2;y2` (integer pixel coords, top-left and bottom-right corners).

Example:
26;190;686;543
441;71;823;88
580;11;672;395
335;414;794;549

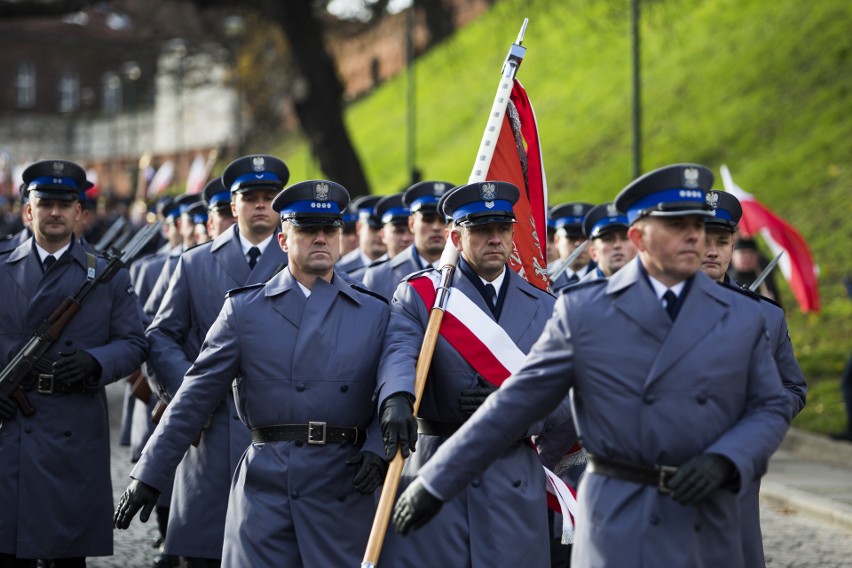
272;180;350;227
23;159;87;202
403;180;456;213
615;163;714;224
703;190;742;231
202;178;231;211
583;202;629;239
222;154;290;194
375;193;410;226
550;202;594;234
440;181;519;227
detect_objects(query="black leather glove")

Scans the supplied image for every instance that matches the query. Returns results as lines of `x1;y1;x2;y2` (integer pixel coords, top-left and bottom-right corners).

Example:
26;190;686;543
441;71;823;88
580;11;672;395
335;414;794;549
392;478;444;535
0;395;17;420
346;451;389;495
667;453;736;505
380;394;417;461
53;350;101;386
459;380;497;417
113;479;160;530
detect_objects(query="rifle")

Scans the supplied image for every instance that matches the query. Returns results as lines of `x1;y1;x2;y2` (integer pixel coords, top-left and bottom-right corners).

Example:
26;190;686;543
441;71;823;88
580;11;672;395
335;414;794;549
748;250;784;293
128;368;152;405
0;222;162;423
93;216;129;252
547;240;590;282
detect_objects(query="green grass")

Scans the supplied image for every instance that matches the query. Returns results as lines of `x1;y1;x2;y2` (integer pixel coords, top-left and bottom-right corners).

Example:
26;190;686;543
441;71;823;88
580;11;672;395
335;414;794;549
266;0;852;434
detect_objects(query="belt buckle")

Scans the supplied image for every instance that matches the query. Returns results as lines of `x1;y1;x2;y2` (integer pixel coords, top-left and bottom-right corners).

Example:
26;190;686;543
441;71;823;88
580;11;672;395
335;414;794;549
656;465;677;495
307;421;327;445
37;373;55;394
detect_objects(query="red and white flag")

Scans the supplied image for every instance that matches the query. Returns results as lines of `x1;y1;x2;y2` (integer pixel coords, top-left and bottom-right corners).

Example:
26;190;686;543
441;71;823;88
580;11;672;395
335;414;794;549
147;160;175;199
185;150;218;195
486;80;550;292
720;164;820;313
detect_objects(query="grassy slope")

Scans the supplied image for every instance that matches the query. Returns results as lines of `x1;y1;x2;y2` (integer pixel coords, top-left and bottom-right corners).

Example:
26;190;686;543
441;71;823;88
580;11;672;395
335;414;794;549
272;0;852;432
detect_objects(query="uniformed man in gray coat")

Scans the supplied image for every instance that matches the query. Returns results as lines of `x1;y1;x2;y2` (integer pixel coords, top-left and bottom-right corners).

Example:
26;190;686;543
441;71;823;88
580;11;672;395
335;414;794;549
336;195;385;274
361;181;453;299
115;179;389;568
144;155;290;566
378;181;567;567
700;189;806;567
351;192;412;283
392;164;791;568
548;202;596;292
0;160;147;566
578;202;636;283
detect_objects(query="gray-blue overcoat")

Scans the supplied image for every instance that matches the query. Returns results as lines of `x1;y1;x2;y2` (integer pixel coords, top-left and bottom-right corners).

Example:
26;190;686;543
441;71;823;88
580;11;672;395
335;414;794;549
361;245;423;300
378;263;566;567
417;259;790;568
132;268;387;567
0;238;146;559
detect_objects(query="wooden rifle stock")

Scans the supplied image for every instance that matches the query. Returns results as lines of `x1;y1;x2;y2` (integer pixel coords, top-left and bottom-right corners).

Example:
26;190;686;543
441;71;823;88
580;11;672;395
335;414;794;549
128;369;152;405
150;398;201;447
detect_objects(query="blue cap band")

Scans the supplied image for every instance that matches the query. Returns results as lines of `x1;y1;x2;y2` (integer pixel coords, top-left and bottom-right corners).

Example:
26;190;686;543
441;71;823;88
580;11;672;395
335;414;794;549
165;209;180;220
231;172;282;192
711;208;733;221
555;216;584;227
209;191;231;206
193;213;208;224
381;207;410;224
590;215;629;237
279;199;341;217
451;199;514;222
410;196;440;210
626;188;706;223
179;204;195;215
28;176;79;190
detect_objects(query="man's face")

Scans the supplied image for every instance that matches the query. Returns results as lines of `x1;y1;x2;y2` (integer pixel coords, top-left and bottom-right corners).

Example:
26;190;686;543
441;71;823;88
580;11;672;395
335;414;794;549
701;228;734;282
208;208;237;239
452;222;514;281
546;229;557;265
232;190;278;239
340;229;359;256
279;223;341;280
629;215;705;287
409;211;447;259
380;222;413;257
358;221;386;260
180;214;197;247
163;217;181;246
27;197;80;246
556;230;590;270
732;248;760;272
589;229;636;277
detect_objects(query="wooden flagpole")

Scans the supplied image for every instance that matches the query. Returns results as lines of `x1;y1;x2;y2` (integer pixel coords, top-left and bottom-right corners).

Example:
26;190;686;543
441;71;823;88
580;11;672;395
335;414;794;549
360;19;530;568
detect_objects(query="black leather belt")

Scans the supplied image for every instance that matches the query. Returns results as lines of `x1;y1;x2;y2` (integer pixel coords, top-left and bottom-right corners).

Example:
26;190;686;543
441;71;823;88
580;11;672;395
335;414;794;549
26;373;87;395
417;418;464;438
251;423;363;446
587;454;678;495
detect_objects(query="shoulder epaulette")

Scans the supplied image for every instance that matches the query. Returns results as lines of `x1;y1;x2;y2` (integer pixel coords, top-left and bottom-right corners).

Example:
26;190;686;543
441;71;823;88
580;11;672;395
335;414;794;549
365;257;390;270
401;267;436;283
226;282;265;298
350;282;389;304
718;280;762;303
183;241;210;254
557;277;606;296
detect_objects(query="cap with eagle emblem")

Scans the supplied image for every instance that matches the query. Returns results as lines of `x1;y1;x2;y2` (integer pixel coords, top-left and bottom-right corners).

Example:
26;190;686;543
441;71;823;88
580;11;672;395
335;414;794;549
614;163;715;224
222;154;290;195
22;159;88;202
272;180;350;227
402;180;456;214
550;202;594;237
439;181;519;227
703;190;742;232
583;202;629;239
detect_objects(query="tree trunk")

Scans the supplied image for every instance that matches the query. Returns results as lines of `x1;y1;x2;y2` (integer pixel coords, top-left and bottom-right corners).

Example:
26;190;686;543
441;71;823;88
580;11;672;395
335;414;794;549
267;0;371;197
420;0;456;47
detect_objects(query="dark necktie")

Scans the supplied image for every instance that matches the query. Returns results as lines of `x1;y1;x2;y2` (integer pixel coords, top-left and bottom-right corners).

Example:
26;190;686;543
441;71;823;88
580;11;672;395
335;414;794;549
43;255;56;272
566;273;579;284
483;283;497;308
663;289;679;321
248;247;261;270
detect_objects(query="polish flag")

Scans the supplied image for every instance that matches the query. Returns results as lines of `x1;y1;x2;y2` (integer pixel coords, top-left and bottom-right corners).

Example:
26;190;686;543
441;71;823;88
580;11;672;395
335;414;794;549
486;80;550;292
147;160;175;198
720;164;820;313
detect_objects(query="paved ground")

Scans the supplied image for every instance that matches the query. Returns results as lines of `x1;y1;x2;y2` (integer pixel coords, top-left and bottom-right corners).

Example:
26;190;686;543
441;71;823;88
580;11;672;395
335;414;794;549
90;382;852;567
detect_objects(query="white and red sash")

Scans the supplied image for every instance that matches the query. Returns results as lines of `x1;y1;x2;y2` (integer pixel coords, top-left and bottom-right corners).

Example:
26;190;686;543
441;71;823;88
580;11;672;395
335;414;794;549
409;271;578;543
